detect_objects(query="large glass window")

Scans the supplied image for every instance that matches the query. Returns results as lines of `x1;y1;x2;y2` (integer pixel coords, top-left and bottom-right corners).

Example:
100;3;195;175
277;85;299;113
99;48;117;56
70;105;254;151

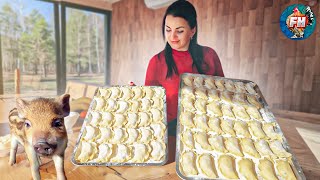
0;0;56;96
66;7;105;85
0;1;111;96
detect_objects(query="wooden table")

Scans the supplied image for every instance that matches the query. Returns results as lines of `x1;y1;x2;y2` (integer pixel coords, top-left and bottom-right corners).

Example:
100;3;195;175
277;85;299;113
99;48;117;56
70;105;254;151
0;111;320;179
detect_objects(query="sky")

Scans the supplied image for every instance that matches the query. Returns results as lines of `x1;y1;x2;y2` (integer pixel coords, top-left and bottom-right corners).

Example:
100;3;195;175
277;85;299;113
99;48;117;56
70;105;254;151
0;0;54;22
0;0;105;24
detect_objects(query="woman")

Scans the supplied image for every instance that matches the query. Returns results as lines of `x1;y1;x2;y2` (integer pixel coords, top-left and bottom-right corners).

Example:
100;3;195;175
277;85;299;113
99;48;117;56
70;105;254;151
145;0;224;137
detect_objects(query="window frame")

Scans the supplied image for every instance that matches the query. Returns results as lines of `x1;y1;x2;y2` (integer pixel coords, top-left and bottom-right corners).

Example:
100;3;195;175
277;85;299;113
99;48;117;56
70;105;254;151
0;0;112;95
57;1;112;94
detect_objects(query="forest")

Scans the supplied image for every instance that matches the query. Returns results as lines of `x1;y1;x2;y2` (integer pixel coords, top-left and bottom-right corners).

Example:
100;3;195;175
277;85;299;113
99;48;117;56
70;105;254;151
0;2;106;94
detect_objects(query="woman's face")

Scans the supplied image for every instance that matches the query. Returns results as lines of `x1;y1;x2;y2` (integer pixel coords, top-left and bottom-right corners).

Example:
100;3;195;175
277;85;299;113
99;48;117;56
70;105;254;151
165;15;196;51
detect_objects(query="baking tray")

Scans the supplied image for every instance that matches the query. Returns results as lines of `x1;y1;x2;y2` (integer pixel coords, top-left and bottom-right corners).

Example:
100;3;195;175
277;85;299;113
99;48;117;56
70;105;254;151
71;86;168;166
175;73;306;180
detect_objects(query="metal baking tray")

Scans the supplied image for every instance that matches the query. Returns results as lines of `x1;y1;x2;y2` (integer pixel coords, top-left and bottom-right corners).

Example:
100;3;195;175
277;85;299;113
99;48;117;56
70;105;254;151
71;86;168;166
175;73;306;180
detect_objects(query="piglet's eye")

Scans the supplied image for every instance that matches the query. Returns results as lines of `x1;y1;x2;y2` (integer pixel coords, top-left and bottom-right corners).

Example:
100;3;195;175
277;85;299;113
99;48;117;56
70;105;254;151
52;119;63;128
24;120;31;128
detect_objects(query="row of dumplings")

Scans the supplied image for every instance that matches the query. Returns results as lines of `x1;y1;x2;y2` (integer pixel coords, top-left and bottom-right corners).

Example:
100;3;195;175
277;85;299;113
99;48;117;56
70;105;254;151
181;130;291;159
181;86;262;109
88;110;164;128
180;113;281;139
180;152;297;180
182;75;257;95
75;140;166;163
181;100;264;121
97;86;165;100
93;97;164;113
81;125;166;145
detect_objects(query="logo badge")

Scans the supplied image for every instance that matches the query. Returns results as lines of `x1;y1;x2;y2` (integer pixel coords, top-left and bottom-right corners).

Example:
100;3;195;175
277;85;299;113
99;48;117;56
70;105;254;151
280;4;316;40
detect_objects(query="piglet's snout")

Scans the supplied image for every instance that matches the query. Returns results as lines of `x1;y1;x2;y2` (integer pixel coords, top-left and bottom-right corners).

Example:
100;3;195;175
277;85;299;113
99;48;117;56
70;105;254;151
34;141;57;156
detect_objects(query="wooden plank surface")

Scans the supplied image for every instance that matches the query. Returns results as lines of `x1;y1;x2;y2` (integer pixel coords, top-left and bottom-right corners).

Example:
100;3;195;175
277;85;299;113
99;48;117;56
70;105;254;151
1;112;320;179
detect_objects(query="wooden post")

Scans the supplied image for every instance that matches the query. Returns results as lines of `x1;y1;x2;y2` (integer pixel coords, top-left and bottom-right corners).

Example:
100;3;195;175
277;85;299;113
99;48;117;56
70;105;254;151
15;68;20;94
0;34;3;94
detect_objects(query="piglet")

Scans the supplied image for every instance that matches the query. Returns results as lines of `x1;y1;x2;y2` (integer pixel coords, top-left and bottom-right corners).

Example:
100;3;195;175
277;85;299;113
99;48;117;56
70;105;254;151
8;94;70;180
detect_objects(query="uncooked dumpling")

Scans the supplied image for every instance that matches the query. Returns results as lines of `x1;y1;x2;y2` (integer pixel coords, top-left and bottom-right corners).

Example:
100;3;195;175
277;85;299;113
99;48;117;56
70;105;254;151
218;155;238;179
181;129;195;149
111;144;132;163
197;154;217;178
138;112;151;127
180;111;195;128
113;113;127;127
238;158;258;180
129;100;140;112
150;140;166;161
269;140;292;158
263;123;282;140
150;108;163;122
254;139;275;158
180;151;198;176
234;81;246;93
150;122;166;139
144;87;155;99
182;75;194;87
258;158;278;180
207;89;220;102
233;106;250;121
246;106;263;121
207;117;222;134
245;82;257;94
276;160;297;180
130;143;150;163
248;121;266;139
140;98;152;111
224;80;235;92
194;88;207;100
224;137;243;157
132;87;144;100
194;114;210;131
204;77;216;89
96;127;113;144
234;120;251;138
95;144;113;162
247;94;262;109
221;104;235;119
100;112;114;126
109;87;121;99
119;87;132;100
240;138;260;158
194;131;212;150
207;102;222;117
115;100;129;113
220;119;235;136
214;79;225;91
193;76;204;88
208;135;227;153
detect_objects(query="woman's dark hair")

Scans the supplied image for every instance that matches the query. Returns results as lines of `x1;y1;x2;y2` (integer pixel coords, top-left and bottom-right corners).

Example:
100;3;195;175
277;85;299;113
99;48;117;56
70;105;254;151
160;0;207;78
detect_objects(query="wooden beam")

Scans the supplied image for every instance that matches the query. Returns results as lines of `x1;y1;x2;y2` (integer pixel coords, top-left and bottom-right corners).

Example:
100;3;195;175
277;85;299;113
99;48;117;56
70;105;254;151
53;0;113;10
0;34;3;94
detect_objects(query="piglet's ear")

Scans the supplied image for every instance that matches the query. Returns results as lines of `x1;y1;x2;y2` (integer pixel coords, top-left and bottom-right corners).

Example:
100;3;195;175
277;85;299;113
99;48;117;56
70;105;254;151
16;98;29;118
57;94;70;117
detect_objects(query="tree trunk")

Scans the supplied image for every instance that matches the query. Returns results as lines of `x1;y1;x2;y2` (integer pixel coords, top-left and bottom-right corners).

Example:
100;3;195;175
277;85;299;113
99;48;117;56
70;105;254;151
88;19;92;74
95;15;100;73
34;62;38;75
43;63;47;78
77;17;82;77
